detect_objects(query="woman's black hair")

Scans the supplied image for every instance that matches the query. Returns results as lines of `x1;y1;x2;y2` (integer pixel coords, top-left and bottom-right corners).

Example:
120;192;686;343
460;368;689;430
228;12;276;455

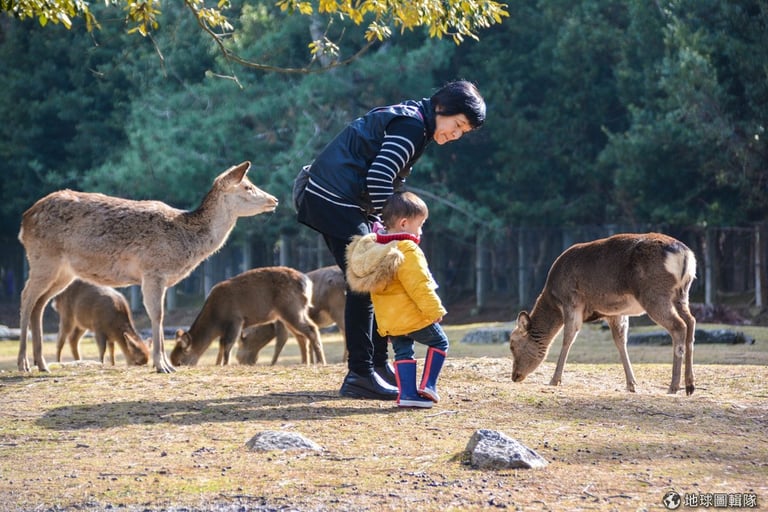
430;80;486;129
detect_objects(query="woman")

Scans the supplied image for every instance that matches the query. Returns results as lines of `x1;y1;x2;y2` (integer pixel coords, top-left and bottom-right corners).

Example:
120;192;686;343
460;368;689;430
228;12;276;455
296;80;486;400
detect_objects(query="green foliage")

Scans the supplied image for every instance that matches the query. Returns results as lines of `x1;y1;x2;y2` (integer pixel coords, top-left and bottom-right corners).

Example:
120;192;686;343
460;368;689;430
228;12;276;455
600;0;768;225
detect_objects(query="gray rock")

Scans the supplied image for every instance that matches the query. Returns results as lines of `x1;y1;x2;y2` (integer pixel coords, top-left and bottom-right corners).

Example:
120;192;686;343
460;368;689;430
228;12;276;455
460;325;513;345
245;430;323;452
465;429;548;469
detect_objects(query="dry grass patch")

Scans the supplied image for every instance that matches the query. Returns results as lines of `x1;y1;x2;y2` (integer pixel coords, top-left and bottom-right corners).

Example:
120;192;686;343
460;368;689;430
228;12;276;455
0;323;766;511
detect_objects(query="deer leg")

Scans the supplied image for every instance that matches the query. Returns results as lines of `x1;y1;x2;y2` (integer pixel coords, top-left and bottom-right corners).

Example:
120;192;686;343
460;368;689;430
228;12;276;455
142;278;174;373
108;340;116;366
95;333;108;364
293;335;312;366
550;314;582;386
283;320;325;365
68;327;85;361
306;324;325;365
677;300;696;396
606;315;637;392
244;327;275;365
19;273;73;372
55;321;73;362
18;274;57;371
647;305;689;394
218;325;242;366
271;322;291;365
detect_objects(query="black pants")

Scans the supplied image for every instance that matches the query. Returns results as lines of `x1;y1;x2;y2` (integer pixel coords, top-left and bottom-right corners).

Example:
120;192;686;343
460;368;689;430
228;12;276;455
322;233;390;374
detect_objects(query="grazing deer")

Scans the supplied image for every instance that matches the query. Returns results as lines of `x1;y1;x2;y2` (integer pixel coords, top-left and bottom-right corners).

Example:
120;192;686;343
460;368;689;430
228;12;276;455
17;161;277;373
236;265;345;365
52;279;150;366
170;266;326;366
508;233;697;395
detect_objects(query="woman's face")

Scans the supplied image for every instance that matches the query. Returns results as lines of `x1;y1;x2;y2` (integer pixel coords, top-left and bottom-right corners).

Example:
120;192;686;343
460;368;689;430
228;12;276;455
433;113;473;145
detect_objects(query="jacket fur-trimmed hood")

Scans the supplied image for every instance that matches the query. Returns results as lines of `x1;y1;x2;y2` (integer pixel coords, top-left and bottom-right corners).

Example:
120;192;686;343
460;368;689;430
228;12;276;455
345;234;405;294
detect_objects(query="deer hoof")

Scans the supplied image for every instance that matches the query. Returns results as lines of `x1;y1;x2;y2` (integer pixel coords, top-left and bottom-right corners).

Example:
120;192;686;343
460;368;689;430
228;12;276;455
685;384;695;396
155;363;177;374
17;358;30;372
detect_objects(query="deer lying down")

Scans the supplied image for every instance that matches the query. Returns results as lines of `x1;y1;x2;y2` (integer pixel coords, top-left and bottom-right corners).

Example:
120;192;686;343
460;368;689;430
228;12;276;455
171;266;326;366
52;280;150;366
236;265;346;365
509;232;697;395
17;161;277;373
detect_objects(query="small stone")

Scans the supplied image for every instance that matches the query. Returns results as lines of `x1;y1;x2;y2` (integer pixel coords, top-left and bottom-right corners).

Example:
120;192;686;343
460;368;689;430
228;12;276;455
465;429;548;469
245;430;323;452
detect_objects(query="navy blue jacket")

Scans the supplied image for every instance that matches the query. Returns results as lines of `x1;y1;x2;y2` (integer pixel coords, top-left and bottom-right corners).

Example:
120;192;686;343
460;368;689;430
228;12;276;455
297;99;435;240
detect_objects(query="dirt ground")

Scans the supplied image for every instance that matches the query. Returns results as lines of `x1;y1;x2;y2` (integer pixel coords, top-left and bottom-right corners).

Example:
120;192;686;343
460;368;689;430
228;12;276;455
1;319;767;512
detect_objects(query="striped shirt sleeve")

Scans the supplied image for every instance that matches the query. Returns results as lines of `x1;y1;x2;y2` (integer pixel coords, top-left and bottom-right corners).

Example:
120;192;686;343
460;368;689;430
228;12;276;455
367;117;424;214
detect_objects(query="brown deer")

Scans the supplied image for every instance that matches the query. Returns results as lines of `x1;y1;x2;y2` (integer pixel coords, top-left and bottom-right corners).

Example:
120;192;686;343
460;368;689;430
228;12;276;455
236;265;345;365
52;280;150;366
170;266;326;366
17;161;277;373
508;233;697;395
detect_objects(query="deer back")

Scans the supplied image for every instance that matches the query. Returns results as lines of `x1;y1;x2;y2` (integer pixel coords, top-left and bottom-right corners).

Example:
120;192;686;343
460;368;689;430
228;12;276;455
544;233;695;317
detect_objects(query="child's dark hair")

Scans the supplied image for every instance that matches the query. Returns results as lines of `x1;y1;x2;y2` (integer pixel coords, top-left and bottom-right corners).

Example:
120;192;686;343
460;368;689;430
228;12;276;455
381;192;428;228
431;80;486;129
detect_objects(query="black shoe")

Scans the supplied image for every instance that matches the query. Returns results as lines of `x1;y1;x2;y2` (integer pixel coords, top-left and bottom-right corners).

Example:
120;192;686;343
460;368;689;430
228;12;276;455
374;362;397;387
340;370;398;400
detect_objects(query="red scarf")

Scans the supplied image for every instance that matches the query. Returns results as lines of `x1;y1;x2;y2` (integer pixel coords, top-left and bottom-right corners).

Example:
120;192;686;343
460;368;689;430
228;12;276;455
375;231;420;244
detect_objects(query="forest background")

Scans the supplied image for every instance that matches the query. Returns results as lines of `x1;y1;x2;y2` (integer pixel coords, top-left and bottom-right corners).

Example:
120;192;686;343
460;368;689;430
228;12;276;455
0;0;766;321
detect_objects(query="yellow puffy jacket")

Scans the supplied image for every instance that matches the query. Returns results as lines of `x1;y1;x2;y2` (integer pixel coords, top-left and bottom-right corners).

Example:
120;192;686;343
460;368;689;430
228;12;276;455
346;232;447;337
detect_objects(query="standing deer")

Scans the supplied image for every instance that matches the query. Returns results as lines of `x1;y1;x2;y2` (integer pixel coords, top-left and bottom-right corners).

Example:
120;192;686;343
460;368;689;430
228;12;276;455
236;265;345;365
170;266;326;366
52;279;150;366
17;161;277;373
508;233;697;395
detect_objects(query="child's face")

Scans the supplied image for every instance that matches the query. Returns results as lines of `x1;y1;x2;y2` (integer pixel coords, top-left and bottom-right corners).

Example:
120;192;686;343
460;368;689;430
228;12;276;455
396;214;428;238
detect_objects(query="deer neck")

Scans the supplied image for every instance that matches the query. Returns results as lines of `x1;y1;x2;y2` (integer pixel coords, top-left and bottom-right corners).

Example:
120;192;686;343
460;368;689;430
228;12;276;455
528;295;565;347
185;302;223;355
184;195;238;250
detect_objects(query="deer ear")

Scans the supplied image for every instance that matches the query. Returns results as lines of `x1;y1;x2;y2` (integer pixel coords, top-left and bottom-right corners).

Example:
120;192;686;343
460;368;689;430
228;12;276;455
181;332;193;348
228;161;250;182
216;161;251;187
517;311;531;333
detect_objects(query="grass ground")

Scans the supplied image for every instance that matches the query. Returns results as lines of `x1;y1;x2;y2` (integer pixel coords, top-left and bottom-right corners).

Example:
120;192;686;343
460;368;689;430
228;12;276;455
1;322;766;511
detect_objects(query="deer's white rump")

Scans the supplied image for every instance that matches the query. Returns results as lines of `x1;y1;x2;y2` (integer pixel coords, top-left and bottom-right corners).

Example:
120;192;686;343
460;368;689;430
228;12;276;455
508;232;697;395
17;161;278;373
